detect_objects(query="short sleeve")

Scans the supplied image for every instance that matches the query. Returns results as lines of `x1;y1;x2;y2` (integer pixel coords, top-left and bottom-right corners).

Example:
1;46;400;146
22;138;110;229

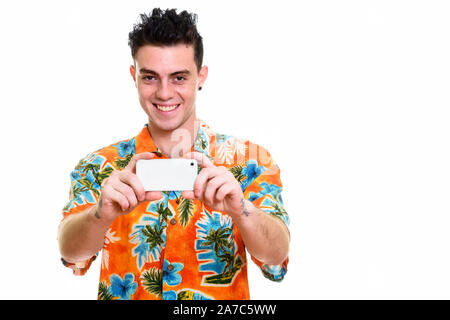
241;145;289;282
61;256;98;276
60;152;113;275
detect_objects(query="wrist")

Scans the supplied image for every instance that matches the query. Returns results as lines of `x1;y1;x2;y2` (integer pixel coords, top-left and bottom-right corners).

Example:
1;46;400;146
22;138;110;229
86;203;113;230
231;197;258;222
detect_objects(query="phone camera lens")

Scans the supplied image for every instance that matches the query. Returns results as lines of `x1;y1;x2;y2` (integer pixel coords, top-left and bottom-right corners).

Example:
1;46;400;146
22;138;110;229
190;162;194;166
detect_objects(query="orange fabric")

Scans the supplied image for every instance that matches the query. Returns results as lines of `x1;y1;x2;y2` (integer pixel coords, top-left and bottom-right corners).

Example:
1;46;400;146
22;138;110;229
61;120;289;300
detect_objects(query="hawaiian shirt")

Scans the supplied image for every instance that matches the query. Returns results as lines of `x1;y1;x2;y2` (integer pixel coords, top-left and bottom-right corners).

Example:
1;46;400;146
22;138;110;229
61;119;289;300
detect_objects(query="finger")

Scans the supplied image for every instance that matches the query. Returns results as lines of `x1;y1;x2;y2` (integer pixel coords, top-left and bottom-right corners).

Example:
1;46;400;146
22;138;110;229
119;172;146;202
113;183;138;209
103;187;129;212
184;151;214;169
144;191;164;202
203;175;228;204
181;190;195;200
215;182;235;202
125;152;156;173
194;167;221;198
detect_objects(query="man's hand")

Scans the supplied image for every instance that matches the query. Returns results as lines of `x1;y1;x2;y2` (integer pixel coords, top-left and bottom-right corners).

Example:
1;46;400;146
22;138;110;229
95;152;163;224
59;152;164;263
181;152;289;265
181;152;244;217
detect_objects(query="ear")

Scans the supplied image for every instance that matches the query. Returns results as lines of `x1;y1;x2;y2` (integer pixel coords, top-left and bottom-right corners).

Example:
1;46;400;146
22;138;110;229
198;65;208;90
130;64;137;87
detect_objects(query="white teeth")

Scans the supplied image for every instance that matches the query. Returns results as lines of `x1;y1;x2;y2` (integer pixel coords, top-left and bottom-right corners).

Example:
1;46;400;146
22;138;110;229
156;104;178;112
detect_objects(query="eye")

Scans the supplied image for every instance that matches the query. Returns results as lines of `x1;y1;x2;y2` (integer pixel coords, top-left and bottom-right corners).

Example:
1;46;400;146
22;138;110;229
142;75;156;81
173;76;186;82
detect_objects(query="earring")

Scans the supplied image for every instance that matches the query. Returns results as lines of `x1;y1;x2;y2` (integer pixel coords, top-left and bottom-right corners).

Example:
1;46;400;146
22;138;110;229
198;86;202;91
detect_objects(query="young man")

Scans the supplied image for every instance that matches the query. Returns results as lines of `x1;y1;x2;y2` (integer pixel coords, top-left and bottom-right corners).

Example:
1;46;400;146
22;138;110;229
58;8;290;300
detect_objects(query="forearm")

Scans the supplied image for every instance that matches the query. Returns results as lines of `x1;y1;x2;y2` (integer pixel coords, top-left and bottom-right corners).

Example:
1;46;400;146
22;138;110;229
58;205;110;263
232;199;290;265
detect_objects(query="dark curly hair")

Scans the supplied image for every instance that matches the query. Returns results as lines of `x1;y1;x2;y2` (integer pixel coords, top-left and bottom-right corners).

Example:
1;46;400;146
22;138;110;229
128;8;203;72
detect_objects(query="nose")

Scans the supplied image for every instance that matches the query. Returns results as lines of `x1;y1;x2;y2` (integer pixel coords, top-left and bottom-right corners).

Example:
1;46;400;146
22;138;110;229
156;80;174;101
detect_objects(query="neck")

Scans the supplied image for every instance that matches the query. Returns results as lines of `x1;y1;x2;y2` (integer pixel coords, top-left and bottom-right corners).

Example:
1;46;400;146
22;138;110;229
147;115;200;158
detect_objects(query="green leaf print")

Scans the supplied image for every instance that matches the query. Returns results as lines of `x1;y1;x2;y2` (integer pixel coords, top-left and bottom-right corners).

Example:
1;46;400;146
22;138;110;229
156;201;173;221
79;178;100;196
229;165;245;183
141;268;162;297
178;197;194;227
142;224;164;251
200;226;233;256
98;281;114;300
97;166;114;185
114;153;134;169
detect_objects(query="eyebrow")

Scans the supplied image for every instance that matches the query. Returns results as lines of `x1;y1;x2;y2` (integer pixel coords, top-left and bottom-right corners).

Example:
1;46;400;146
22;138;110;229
139;68;191;77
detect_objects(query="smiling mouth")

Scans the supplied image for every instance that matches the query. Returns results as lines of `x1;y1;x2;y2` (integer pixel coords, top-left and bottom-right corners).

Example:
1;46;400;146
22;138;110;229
153;104;180;112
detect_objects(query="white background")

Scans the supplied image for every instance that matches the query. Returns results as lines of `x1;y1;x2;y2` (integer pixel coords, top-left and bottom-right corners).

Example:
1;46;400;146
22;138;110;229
0;0;449;299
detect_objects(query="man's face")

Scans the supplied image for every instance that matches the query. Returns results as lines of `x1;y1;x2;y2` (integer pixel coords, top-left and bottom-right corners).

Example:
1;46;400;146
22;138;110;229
130;44;208;132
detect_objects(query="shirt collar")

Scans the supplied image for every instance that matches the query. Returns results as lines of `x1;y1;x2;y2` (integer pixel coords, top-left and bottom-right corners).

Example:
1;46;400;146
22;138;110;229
134;119;215;158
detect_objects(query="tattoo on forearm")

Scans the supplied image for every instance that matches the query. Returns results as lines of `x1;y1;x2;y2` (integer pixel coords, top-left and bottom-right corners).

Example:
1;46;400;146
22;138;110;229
240;197;250;217
95;198;102;219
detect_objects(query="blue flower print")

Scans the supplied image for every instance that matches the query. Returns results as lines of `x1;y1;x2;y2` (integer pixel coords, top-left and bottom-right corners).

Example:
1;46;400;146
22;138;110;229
109;273;138;300
243;160;266;180
163;259;183;286
259;182;282;196
248;182;282;202
114;139;136;158
163;290;177;300
241;160;266;190
247;192;260;202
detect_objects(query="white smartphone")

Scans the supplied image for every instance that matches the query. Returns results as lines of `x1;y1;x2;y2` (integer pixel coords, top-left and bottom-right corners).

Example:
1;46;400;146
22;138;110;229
136;159;198;191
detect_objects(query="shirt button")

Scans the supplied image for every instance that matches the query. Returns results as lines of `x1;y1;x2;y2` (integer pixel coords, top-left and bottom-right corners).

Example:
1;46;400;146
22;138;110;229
170;218;177;225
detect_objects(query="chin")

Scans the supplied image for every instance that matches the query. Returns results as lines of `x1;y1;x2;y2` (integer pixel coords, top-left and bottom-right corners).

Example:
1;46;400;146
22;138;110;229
149;111;195;132
148;116;183;132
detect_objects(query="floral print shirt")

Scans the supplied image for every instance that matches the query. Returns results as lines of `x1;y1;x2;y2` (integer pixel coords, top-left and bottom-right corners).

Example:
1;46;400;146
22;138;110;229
61;119;289;300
